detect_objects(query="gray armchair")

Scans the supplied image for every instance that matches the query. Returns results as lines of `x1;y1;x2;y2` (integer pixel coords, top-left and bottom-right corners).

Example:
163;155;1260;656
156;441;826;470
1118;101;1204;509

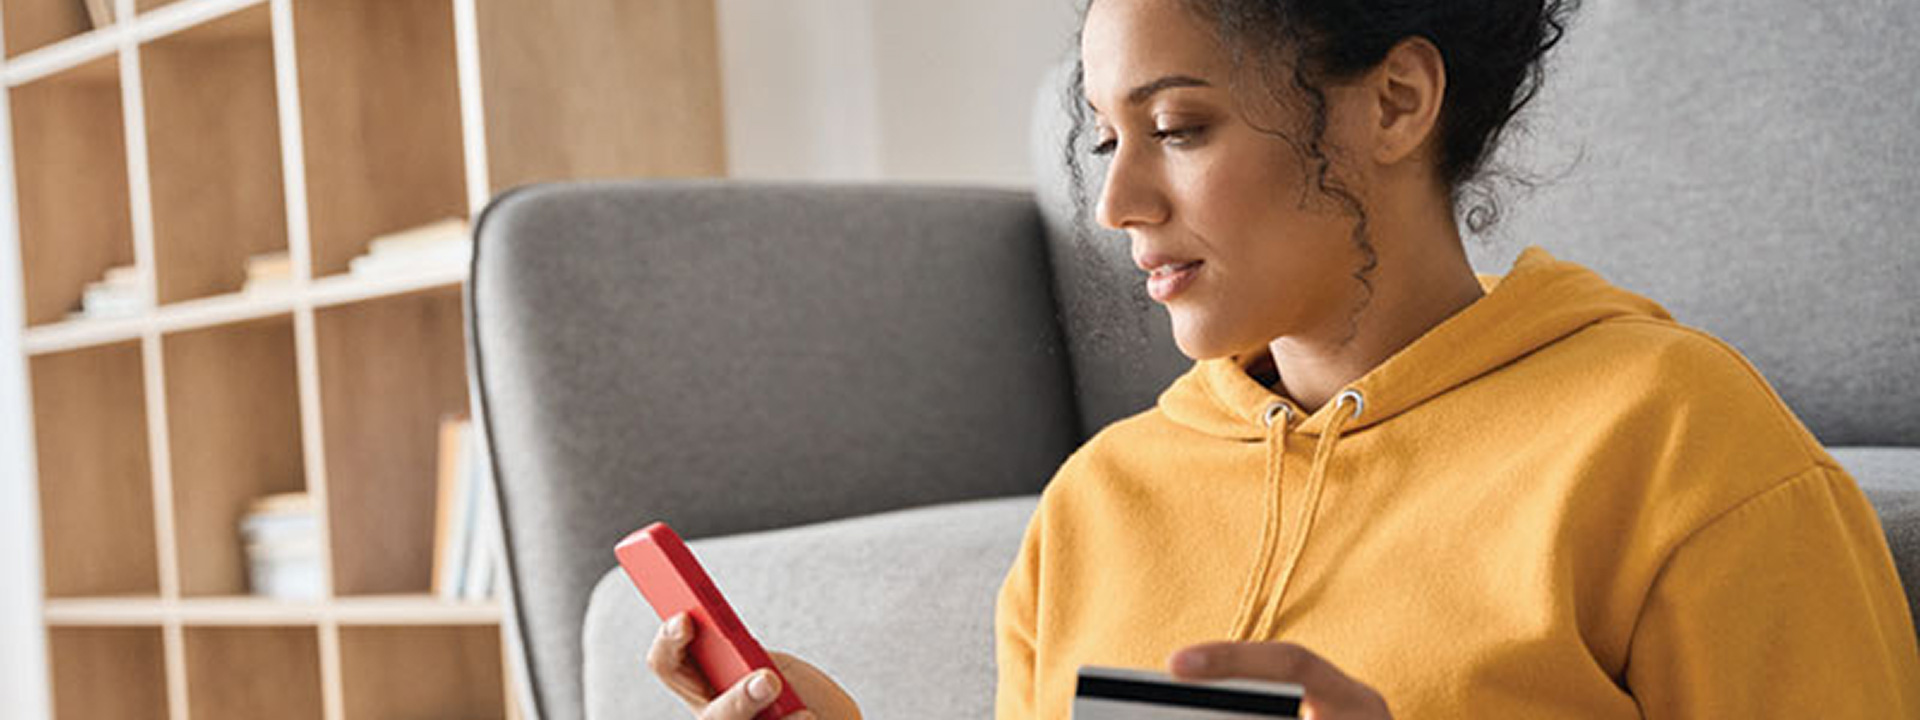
467;2;1920;718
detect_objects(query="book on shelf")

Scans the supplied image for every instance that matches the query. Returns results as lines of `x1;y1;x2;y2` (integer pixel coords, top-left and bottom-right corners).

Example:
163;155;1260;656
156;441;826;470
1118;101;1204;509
348;217;473;281
242;250;294;295
431;415;502;602
241;491;323;600
69;264;148;321
83;0;114;29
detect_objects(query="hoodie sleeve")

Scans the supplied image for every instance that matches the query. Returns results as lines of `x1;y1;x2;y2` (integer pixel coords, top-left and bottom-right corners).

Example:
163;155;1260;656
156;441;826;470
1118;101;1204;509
1625;464;1920;716
995;496;1047;720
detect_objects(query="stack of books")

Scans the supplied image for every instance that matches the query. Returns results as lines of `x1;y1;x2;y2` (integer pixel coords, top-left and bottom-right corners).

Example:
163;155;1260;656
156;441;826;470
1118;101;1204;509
241;492;323;600
432;416;502;601
348;218;472;281
242;251;293;295
70;265;147;320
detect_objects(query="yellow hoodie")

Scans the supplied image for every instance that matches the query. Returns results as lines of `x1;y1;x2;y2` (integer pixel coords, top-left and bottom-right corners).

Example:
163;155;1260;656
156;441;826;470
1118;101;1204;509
995;247;1920;718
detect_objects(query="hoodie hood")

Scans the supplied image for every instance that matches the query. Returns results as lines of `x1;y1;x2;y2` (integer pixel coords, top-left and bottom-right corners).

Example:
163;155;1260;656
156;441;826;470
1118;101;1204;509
1159;246;1673;440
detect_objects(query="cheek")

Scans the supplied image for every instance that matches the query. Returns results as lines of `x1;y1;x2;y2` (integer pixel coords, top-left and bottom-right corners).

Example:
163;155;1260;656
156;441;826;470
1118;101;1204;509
1179;134;1319;271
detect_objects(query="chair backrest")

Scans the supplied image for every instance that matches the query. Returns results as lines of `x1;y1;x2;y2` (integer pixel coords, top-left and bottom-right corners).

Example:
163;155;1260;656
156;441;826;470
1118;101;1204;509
1474;0;1920;447
468;181;1081;720
1030;1;1920;446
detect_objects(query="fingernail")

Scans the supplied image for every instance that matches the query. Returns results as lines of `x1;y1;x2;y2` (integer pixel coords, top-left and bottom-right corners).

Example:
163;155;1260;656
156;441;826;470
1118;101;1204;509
666;615;686;638
748;671;778;701
1174;651;1208;674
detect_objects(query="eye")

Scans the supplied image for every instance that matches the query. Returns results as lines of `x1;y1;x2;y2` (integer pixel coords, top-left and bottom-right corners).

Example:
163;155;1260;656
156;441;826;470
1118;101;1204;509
1154;125;1207;147
1088;125;1208;157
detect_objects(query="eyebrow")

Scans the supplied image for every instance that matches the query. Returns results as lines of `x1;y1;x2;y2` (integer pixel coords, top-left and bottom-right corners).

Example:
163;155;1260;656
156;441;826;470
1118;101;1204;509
1086;74;1214;113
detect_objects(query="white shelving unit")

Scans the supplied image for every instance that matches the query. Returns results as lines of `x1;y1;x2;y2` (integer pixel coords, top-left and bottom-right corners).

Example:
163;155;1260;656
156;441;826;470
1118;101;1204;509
0;0;725;716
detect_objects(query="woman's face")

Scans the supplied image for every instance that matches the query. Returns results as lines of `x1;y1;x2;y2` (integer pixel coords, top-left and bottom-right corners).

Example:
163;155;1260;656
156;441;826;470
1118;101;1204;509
1081;0;1373;360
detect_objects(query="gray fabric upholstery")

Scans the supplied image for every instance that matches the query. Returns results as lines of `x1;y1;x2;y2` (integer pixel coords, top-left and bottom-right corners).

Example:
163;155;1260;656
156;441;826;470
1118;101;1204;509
468;182;1081;720
1470;0;1920;446
581;495;1037;720
1835;447;1920;624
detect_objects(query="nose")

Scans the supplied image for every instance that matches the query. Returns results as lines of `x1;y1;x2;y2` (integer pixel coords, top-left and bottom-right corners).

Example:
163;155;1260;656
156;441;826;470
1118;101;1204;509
1094;142;1169;231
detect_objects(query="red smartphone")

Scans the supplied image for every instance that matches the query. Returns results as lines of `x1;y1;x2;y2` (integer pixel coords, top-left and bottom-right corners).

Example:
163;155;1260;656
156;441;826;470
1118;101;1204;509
615;522;807;720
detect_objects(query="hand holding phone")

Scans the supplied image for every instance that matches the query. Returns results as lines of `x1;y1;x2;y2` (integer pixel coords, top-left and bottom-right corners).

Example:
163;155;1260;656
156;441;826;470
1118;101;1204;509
618;522;808;720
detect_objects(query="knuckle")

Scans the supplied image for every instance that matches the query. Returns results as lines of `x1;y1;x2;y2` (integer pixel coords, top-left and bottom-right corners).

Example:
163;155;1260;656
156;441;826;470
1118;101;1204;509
645;642;673;673
1269;643;1317;680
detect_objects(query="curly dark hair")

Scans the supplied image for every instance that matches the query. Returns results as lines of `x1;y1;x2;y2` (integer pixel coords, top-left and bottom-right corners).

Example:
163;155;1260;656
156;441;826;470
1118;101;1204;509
1062;0;1578;346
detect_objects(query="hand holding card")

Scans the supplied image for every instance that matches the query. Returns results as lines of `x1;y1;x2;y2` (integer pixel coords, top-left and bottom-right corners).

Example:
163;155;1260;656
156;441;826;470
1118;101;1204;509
1165;642;1393;720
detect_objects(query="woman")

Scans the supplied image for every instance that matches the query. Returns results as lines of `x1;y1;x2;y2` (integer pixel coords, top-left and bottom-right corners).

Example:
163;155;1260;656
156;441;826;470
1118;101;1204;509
649;0;1920;717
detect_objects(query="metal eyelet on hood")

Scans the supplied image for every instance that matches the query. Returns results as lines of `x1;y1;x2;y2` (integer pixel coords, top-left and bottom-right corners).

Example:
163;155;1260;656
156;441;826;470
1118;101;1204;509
1262;401;1293;428
1334;389;1365;421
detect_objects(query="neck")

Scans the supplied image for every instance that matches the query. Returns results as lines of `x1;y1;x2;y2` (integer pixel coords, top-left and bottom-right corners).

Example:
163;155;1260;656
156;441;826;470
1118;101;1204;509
1264;198;1482;414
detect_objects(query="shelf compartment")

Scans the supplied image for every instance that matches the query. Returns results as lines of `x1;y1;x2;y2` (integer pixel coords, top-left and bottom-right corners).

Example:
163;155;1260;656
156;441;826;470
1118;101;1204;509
161;315;307;597
9;56;136;327
139;3;287;305
47;626;169;720
136;0;191;15
472;0;726;189
3;0;112;59
30;341;160;598
316;286;466;596
339;624;504;720
294;0;465;279
183;626;323;720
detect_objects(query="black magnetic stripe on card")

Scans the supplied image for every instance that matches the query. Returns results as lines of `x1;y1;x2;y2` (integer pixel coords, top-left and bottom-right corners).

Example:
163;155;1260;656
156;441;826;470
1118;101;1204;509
1076;676;1302;717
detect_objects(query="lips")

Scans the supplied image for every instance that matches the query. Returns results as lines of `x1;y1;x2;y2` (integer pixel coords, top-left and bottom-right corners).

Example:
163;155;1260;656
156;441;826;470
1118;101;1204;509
1147;260;1202;277
1135;253;1204;302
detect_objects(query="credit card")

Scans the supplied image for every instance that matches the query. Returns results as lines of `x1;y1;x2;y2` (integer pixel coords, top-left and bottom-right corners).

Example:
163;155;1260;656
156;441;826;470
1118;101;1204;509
1073;665;1303;719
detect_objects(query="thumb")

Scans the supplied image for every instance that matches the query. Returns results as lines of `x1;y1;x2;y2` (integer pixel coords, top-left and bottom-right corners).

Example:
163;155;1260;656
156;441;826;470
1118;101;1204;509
704;669;781;720
1171;642;1381;714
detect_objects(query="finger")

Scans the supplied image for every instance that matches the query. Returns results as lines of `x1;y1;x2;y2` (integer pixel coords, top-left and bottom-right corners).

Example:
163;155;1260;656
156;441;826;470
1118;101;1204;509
646;613;715;708
700;668;783;720
1169;642;1368;707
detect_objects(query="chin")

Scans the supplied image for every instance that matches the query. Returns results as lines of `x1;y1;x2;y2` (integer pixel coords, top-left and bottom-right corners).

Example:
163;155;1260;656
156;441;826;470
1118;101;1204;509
1167;318;1240;361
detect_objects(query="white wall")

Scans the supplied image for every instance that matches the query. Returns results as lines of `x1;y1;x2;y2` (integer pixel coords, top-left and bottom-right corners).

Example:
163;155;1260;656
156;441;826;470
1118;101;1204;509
718;0;1081;187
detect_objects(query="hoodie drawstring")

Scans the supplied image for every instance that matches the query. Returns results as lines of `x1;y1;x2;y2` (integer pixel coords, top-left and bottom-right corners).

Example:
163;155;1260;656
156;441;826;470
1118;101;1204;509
1238;389;1364;641
1228;401;1295;639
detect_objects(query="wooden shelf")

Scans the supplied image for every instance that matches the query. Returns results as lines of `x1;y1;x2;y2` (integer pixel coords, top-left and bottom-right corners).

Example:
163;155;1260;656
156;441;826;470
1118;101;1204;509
339;625;506;720
5;0;724;716
47;627;169;719
317;287;467;597
183;626;323;720
295;0;466;279
162;315;307;597
143;4;285;306
19;262;468;356
8;55;134;328
2;0;106;60
30;341;160;598
45;595;502;626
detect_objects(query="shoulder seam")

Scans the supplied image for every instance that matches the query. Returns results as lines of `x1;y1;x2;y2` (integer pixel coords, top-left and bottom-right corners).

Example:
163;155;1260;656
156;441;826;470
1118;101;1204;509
1598;316;1829;470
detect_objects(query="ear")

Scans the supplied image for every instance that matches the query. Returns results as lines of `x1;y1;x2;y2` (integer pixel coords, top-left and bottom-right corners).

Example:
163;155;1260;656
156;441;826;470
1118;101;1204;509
1369;37;1447;167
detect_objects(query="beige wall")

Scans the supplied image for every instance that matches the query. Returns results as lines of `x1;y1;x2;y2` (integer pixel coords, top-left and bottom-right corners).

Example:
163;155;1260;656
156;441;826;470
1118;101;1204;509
719;0;1081;187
